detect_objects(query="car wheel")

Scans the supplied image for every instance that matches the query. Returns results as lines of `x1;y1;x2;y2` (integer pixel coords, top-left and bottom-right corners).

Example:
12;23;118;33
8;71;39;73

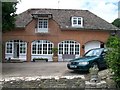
91;62;99;70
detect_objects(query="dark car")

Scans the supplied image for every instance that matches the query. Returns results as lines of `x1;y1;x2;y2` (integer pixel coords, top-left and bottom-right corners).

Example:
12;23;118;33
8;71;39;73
67;48;107;71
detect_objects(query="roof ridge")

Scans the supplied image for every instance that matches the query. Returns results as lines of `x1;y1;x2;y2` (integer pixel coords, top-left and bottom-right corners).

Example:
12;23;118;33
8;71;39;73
27;8;88;11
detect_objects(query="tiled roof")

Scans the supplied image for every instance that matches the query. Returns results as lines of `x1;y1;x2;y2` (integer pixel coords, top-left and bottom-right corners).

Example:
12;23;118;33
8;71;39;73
15;8;119;30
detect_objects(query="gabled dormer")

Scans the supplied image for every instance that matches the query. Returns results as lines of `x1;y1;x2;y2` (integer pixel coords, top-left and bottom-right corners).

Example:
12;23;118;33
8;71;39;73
71;17;83;27
32;13;52;33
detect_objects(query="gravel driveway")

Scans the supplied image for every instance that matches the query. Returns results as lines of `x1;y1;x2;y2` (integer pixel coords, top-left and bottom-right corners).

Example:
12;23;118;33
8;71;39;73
2;62;87;78
2;62;113;89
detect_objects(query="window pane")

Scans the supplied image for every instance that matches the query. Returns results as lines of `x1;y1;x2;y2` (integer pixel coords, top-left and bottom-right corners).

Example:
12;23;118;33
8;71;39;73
70;44;74;54
32;40;53;55
20;42;26;54
73;20;77;24
38;44;42;54
78;18;81;25
59;40;80;55
72;17;82;26
59;44;63;54
32;44;37;54
39;19;43;28
43;20;48;28
38;19;48;29
75;44;79;55
6;42;12;53
48;44;52;54
43;44;47;54
64;44;69;54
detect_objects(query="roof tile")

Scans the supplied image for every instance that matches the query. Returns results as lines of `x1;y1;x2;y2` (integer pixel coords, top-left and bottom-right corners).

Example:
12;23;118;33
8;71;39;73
15;8;119;30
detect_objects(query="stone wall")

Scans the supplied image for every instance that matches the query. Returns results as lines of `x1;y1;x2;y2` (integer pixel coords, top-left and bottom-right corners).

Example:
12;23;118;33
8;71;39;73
3;78;84;88
1;76;118;89
2;76;84;89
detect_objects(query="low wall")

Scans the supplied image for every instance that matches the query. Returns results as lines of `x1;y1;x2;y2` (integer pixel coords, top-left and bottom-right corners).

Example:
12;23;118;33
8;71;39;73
2;76;84;89
1;76;118;89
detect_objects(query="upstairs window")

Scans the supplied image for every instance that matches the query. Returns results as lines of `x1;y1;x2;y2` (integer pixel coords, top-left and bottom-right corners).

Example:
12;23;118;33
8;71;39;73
71;17;83;27
36;19;48;33
39;19;48;28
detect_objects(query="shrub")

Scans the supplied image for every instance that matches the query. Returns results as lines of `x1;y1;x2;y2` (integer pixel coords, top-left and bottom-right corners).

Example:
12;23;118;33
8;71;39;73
33;58;48;62
52;47;58;56
105;35;120;87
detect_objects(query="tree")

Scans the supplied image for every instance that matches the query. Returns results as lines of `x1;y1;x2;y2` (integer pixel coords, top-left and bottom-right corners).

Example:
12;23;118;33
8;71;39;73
112;18;120;28
2;1;18;32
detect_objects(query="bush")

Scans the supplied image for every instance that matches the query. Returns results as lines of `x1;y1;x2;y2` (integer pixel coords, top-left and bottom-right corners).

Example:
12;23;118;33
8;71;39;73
33;58;48;62
105;35;120;87
52;47;58;56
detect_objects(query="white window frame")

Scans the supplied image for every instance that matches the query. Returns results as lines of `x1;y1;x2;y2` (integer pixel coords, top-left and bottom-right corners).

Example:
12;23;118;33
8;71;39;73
71;17;83;27
36;18;48;33
5;40;27;55
31;40;53;55
58;40;80;55
5;42;13;54
19;42;27;55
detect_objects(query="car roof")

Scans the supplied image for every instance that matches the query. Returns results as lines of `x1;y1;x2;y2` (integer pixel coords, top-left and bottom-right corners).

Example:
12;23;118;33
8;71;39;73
90;48;108;52
89;48;104;50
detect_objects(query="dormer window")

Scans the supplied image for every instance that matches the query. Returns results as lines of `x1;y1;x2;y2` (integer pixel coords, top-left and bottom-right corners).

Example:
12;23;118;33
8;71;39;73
71;17;83;27
37;18;48;33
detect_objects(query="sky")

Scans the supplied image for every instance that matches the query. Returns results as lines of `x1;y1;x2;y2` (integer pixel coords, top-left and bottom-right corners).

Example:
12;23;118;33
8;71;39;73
16;0;120;23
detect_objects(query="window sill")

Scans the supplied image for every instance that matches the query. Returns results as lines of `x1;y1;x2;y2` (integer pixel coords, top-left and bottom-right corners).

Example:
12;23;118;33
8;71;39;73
35;28;49;34
71;25;83;28
35;32;49;33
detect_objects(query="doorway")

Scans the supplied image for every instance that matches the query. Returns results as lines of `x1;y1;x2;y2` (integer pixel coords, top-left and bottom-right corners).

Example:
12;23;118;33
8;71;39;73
5;40;27;61
14;43;19;58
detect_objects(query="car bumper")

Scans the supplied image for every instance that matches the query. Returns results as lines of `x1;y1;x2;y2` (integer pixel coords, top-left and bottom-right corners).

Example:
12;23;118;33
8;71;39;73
67;64;90;71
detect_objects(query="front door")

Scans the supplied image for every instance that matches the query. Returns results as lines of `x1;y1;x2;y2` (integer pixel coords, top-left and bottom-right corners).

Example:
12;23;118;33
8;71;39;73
5;40;27;61
14;43;19;58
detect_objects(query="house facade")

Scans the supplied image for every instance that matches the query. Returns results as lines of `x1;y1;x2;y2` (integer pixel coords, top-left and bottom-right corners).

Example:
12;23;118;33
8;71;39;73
2;8;119;62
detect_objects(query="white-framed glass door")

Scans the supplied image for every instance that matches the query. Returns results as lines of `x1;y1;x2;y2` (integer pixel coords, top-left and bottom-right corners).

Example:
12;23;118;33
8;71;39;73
13;43;19;58
5;40;27;61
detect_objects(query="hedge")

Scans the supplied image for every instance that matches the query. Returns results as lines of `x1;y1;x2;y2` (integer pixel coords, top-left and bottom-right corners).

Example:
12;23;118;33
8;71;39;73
105;35;120;88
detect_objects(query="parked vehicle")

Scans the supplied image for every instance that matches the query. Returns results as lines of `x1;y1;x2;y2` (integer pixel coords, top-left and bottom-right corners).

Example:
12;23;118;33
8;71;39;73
67;48;107;72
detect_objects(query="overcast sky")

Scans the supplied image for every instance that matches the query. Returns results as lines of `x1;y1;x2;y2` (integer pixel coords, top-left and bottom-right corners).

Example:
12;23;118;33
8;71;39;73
16;0;120;23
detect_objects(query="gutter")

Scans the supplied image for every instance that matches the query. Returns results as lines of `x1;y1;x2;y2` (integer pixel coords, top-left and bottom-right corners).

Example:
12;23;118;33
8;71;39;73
60;26;120;31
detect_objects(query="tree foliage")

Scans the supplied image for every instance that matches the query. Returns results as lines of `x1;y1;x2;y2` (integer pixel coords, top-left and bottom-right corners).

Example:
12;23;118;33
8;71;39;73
105;35;120;87
2;2;18;32
112;18;120;28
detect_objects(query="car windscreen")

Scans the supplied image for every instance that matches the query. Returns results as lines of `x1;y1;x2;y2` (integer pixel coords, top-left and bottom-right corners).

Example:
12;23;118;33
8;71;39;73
84;49;103;57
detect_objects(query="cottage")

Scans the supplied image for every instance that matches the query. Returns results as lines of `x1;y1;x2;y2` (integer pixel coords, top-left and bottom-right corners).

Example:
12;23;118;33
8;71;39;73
2;8;119;62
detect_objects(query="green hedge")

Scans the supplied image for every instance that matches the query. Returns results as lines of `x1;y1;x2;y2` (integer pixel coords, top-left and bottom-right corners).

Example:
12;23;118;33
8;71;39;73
105;35;120;88
33;58;48;62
